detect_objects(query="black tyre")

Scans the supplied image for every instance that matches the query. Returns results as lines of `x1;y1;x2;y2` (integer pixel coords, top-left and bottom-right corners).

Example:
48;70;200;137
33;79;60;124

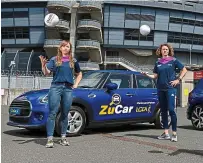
154;109;172;129
191;105;203;130
55;106;86;136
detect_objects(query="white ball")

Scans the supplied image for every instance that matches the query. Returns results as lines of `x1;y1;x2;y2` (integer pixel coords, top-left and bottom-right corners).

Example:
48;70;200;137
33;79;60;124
140;25;151;36
44;13;59;27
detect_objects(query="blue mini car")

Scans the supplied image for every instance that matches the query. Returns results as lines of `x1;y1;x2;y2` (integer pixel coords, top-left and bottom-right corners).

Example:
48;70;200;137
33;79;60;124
187;78;203;130
7;70;167;136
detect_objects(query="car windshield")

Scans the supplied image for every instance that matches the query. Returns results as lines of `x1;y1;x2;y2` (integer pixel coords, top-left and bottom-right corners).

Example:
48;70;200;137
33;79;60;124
78;71;107;88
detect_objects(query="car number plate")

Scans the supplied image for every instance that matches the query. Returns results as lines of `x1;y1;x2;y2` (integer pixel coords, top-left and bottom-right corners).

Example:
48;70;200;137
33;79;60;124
9;108;21;115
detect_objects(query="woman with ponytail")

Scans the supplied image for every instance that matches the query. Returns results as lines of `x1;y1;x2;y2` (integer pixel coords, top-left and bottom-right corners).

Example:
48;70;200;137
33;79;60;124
39;40;82;148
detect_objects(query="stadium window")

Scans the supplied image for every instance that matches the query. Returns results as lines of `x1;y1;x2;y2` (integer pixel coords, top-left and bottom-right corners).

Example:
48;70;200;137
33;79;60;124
139;31;154;41
186;0;198;4
13;11;29;18
199;38;203;45
15;27;29;39
140;15;155;21
195;20;201;26
181;37;193;44
169;17;182;24
182;19;195;25
188;19;195;25
185;3;193;7
158;0;168;3
192;38;199;44
125;29;140;40
125;13;140;20
193;34;200;44
195;20;203;27
167;32;181;43
2;12;13;18
173;2;182;5
1;27;15;39
167;33;174;42
193;34;203;45
173;36;181;43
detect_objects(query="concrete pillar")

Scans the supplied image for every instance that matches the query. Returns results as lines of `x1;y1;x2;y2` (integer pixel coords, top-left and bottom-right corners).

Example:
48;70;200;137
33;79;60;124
180;70;194;107
70;3;79;58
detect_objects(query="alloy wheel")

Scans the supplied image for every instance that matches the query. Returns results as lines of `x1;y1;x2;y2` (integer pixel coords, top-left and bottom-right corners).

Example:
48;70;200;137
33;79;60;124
191;106;203;129
67;110;83;134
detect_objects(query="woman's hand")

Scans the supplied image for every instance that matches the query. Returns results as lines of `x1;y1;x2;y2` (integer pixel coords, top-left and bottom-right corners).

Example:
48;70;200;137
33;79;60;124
72;84;78;89
170;79;180;87
39;55;48;68
141;71;149;76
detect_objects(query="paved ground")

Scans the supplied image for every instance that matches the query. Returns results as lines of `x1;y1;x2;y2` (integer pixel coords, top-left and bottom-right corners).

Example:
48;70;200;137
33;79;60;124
1;105;203;163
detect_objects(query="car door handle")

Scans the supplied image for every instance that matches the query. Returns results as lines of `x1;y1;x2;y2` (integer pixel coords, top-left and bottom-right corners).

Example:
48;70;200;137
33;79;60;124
88;94;96;98
151;92;157;95
126;93;135;96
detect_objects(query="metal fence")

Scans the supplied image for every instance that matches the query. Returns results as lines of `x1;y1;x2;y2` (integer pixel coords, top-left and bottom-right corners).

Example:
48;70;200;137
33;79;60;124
1;70;53;89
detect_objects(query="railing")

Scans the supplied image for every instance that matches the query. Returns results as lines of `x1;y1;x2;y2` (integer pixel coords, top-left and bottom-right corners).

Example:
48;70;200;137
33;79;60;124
105;57;153;73
1;70;45;76
47;1;76;9
26;50;34;74
46;19;70;28
76;40;100;49
80;1;102;10
1;70;52;89
78;19;101;29
1;75;52;89
44;39;62;47
79;62;100;70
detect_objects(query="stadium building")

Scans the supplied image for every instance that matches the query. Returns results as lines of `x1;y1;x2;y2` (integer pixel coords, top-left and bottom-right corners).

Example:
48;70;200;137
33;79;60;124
1;0;203;73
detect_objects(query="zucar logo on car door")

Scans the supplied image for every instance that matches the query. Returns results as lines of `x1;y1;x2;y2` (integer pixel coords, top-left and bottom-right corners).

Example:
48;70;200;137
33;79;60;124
99;94;134;115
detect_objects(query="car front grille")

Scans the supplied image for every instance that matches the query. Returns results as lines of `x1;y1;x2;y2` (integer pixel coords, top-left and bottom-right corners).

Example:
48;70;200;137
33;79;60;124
10;100;31;117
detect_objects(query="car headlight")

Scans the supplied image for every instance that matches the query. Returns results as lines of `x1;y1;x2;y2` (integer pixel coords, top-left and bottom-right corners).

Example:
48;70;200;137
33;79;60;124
39;94;48;103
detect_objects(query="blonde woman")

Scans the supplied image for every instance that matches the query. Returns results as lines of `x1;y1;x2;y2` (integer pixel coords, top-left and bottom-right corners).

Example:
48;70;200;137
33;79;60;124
39;40;82;148
142;43;187;142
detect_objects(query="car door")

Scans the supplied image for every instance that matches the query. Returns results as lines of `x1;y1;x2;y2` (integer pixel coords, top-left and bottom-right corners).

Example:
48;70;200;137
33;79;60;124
132;74;158;118
88;73;136;122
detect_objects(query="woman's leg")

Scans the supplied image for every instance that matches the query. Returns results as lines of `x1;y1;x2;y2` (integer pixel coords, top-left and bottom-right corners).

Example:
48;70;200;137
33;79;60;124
158;91;168;130
60;87;73;137
167;89;177;133
157;90;171;139
46;85;62;138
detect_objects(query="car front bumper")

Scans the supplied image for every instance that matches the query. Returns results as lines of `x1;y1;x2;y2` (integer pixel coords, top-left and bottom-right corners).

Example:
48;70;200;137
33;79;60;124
7;121;45;129
187;103;192;120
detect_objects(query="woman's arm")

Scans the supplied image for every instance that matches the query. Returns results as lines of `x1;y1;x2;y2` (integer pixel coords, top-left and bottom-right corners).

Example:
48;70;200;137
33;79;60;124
178;67;187;81
141;72;158;79
42;65;51;76
170;67;187;87
39;55;51;76
73;72;82;88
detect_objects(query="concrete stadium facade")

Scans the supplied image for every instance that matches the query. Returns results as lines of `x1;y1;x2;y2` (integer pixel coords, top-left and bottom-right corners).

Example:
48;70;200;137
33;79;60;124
1;0;203;72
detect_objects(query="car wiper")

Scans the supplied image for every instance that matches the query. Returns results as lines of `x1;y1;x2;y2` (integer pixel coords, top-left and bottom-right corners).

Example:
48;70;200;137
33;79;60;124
78;85;94;88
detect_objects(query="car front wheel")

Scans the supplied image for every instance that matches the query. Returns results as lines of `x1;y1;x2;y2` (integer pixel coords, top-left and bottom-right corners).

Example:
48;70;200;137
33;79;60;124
55;106;86;136
191;105;203;130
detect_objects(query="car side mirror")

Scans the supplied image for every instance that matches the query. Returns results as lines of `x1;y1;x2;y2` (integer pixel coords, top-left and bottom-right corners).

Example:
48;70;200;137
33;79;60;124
105;83;118;91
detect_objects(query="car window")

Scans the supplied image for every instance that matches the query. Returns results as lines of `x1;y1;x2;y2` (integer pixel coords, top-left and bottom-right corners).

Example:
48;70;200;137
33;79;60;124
104;73;131;88
78;71;108;88
135;75;154;88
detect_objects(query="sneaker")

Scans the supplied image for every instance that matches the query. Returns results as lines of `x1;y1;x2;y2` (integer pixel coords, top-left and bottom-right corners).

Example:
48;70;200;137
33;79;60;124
157;133;171;140
59;138;70;146
45;139;54;148
171;134;178;142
